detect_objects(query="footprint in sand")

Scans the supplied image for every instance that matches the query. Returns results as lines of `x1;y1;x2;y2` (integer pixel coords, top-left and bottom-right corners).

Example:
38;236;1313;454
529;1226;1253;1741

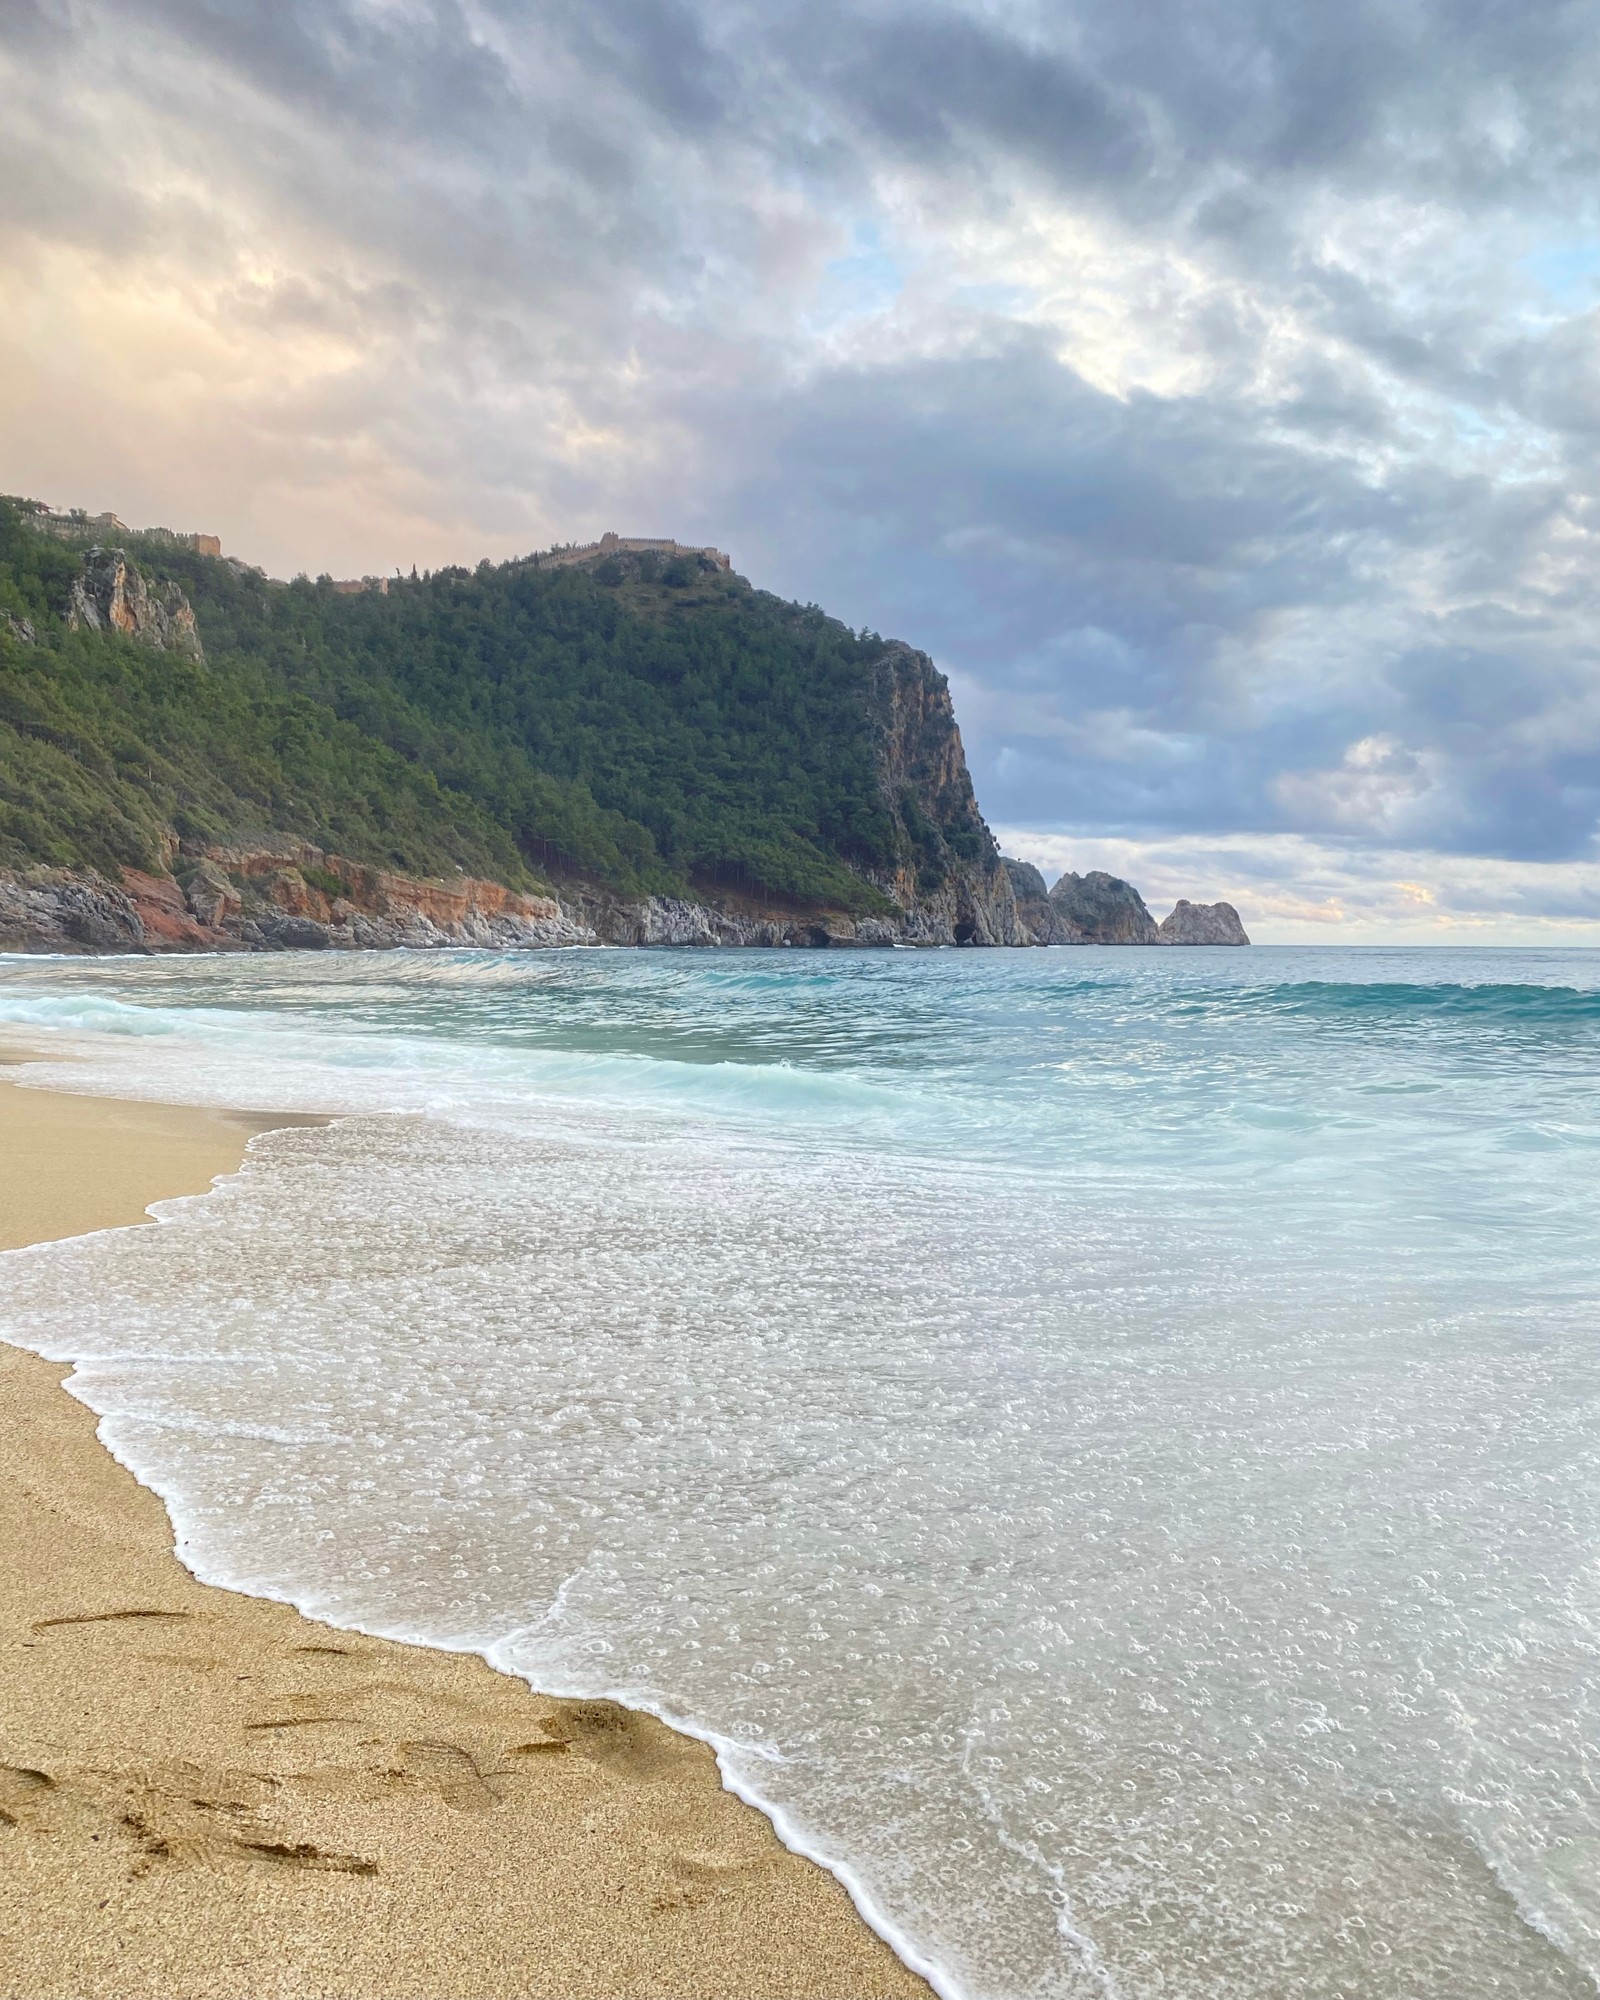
399;1740;499;1812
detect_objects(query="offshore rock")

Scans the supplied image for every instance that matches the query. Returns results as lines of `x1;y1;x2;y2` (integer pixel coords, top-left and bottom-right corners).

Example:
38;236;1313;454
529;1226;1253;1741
1048;871;1159;945
1159;899;1250;945
1002;859;1088;945
66;547;205;661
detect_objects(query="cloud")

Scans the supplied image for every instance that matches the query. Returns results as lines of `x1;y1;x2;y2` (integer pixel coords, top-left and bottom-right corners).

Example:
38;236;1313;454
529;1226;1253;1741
4;0;1600;937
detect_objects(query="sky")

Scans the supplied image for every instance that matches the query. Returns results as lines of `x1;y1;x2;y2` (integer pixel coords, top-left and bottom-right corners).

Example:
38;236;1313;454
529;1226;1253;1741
5;0;1600;941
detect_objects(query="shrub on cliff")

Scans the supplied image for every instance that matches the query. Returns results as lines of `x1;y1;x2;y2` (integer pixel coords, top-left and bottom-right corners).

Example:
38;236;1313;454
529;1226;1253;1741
0;503;528;883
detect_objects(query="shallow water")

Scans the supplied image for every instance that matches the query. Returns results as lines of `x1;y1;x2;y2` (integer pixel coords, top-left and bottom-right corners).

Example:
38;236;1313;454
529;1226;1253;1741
0;946;1596;1999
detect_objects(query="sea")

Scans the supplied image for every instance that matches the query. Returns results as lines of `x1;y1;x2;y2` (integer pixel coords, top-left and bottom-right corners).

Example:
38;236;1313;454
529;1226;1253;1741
0;944;1596;2000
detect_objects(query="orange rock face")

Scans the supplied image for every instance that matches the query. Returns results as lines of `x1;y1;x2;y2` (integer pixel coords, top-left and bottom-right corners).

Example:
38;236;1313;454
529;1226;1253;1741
119;870;222;950
261;868;328;921
366;869;561;929
139;844;567;946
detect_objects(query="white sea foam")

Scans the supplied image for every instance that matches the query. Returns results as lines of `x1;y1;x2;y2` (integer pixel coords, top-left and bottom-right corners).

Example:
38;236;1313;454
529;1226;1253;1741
0;946;1597;1998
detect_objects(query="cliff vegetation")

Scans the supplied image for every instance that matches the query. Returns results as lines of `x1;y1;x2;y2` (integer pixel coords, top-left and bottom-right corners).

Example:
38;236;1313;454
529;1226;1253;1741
0;504;527;887
0;500;1247;952
0;501;984;917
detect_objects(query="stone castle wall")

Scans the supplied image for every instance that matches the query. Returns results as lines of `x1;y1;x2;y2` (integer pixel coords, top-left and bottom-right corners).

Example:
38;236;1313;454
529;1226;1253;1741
22;503;220;558
533;530;731;572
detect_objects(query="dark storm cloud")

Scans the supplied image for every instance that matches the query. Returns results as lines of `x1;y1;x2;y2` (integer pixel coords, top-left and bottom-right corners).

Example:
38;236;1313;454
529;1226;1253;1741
766;0;1600;212
798;9;1157;193
6;0;1600;909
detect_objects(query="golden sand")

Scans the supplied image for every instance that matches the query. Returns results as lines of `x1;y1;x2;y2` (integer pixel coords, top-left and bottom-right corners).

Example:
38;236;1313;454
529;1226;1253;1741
0;1073;929;1999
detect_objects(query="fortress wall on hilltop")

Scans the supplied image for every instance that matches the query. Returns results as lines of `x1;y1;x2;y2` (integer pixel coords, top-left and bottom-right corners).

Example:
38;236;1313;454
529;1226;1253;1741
533;530;731;571
22;503;220;558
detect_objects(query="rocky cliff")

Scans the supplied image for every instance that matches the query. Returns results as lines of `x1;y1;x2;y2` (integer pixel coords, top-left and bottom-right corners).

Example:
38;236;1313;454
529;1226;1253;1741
0;846;914;955
863;644;1028;945
0;613;1031;954
0;850;1252;956
66;546;204;660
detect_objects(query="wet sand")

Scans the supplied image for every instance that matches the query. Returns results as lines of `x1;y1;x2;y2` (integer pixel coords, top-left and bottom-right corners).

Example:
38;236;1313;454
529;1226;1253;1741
0;1072;929;1999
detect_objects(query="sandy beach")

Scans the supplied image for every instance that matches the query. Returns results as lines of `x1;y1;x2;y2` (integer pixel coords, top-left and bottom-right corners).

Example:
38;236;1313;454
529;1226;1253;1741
0;1072;928;2000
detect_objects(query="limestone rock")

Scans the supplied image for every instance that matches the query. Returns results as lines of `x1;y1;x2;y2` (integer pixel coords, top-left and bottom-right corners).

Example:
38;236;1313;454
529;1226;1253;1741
257;914;334;950
865;644;1028;946
59;881;147;951
0;846;1254;957
851;918;902;947
560;887;899;949
617;897;721;947
1158;899;1250;945
1;610;36;644
1048;871;1159;944
66;547;204;661
1002;858;1088;944
190;842;596;951
1002;858;1049;904
0;872;146;954
116;869;223;949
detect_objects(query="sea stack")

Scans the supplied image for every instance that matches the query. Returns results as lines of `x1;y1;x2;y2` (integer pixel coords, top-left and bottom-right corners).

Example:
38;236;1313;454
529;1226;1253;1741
1047;871;1159;944
1001;859;1087;943
1157;899;1250;945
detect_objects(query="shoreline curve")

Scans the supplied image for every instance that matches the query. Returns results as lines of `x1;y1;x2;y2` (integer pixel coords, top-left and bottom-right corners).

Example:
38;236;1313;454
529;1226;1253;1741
0;1067;932;2000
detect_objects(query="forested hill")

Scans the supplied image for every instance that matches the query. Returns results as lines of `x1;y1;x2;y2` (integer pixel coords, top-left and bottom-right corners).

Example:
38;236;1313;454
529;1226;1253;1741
0;499;1026;949
163;537;912;908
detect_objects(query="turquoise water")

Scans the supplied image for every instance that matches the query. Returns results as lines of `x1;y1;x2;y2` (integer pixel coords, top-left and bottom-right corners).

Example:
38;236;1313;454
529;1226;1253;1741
0;946;1596;1998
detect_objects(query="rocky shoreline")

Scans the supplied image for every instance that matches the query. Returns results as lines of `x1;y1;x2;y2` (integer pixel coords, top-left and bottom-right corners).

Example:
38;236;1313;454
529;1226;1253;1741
0;847;1248;955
